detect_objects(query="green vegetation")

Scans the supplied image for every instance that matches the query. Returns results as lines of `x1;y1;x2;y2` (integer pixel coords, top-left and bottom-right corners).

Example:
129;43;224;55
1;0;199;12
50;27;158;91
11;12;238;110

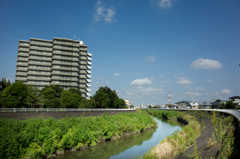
138;110;201;159
0;112;156;158
210;111;236;158
0;78;127;108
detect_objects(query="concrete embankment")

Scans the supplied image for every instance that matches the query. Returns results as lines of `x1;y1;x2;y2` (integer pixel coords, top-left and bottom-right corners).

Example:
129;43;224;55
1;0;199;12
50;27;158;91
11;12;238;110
0;110;138;120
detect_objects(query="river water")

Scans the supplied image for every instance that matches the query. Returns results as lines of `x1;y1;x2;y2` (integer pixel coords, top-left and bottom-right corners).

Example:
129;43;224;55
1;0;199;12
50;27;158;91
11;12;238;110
51;117;184;159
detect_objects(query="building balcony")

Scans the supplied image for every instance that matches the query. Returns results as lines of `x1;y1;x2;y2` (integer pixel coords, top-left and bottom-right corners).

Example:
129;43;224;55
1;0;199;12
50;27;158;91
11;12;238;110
51;67;72;71
87;66;92;69
27;77;51;81
87;84;91;87
71;83;78;87
80;61;87;65
52;51;72;56
16;72;27;76
51;72;78;77
79;85;87;88
28;62;51;67
16;68;28;71
72;48;79;52
27;72;51;76
72;53;79;57
82;94;86;98
53;46;73;51
88;57;92;61
87;74;91;78
27;67;51;71
87;52;92;57
18;48;29;52
51;77;71;81
15;77;27;82
80;66;87;69
86;88;91;92
80;47;88;51
87;61;92;65
17;58;28;62
81;89;86;93
17;63;28;67
29;46;52;52
25;82;50;86
86;93;91;96
79;80;86;84
87;70;91;74
86;79;91;83
18;53;29;57
29;51;52;56
79;70;87;74
52;61;73;66
52;56;72;61
19;43;30;47
80;52;88;56
80;57;87;61
30;41;53;47
29;56;52;61
51;82;71;86
80;75;86;78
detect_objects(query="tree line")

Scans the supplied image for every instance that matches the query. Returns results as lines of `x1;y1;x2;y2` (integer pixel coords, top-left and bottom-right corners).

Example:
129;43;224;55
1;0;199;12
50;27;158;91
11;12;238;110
0;78;127;108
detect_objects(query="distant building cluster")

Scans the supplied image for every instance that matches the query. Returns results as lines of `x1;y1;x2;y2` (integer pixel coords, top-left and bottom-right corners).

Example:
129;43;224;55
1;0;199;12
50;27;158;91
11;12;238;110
124;99;133;108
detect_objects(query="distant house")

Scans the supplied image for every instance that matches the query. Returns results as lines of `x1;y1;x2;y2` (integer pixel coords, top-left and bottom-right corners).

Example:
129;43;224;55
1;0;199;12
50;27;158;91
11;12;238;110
202;102;213;109
229;96;240;106
190;102;200;109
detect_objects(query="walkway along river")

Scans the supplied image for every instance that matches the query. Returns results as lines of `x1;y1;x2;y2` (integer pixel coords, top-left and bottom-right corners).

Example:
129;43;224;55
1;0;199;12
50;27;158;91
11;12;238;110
50;117;184;159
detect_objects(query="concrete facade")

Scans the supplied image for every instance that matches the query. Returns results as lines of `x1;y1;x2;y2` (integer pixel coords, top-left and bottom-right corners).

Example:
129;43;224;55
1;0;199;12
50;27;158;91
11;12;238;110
15;37;92;98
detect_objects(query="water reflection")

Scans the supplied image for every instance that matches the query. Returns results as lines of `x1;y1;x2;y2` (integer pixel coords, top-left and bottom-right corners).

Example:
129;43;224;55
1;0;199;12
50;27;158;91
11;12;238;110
51;117;184;159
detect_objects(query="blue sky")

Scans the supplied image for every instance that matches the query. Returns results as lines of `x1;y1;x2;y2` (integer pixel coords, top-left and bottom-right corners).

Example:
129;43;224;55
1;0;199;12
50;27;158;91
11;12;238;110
0;0;240;105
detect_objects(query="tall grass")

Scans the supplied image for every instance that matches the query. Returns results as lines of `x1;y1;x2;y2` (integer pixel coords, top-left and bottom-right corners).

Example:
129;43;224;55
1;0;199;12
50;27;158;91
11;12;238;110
139;110;201;159
0;112;157;159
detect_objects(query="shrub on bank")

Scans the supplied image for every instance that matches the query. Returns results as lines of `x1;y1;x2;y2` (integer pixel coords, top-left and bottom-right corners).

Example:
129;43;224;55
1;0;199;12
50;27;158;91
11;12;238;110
0;112;156;159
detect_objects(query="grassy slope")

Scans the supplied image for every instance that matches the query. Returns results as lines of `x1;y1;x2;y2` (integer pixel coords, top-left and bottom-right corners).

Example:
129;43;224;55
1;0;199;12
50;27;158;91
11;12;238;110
0;112;157;159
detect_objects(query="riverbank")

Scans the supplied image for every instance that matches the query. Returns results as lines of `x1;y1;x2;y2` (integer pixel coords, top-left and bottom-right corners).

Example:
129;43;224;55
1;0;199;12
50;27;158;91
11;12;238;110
142;110;238;159
0;110;138;120
0;112;157;159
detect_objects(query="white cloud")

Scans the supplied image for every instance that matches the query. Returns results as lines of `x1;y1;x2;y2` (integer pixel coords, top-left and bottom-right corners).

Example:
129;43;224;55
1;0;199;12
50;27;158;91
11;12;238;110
94;82;99;85
195;87;204;91
207;79;213;83
94;1;116;23
127;92;133;95
186;92;201;96
114;73;120;76
106;81;110;84
159;0;172;8
160;81;170;84
191;58;222;70
142;87;164;92
147;55;155;61
131;78;152;86
177;77;194;85
97;76;101;79
220;89;231;94
160;75;164;79
173;74;177;77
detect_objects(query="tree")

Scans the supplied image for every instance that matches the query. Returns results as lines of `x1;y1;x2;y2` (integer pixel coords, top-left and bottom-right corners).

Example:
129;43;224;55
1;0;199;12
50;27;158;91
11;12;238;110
225;100;235;109
0;87;10;107
7;81;27;108
69;88;82;96
26;86;42;108
43;88;56;100
72;93;81;108
42;84;63;98
94;89;109;108
0;78;11;92
130;105;134;108
215;99;221;102
60;90;73;108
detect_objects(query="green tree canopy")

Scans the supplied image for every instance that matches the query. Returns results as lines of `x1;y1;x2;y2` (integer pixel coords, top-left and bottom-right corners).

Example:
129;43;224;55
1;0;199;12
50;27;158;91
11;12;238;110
43;88;56;100
7;81;27;108
42;84;63;98
26;86;42;108
60;90;73;108
225;100;235;109
0;87;10;107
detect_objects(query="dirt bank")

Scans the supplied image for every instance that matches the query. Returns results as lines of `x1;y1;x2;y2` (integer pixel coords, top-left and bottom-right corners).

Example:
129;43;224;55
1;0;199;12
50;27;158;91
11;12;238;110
0;110;138;120
176;112;217;159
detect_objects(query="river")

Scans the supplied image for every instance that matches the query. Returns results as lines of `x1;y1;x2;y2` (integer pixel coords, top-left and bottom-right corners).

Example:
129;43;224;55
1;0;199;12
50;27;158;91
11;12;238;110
51;117;184;159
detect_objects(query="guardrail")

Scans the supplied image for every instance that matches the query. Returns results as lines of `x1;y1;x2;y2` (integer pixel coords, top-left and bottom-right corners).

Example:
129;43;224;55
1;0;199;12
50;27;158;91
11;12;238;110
141;108;240;121
0;108;136;113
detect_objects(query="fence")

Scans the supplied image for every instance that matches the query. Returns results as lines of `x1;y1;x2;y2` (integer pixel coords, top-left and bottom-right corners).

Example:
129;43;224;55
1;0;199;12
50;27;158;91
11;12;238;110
0;108;136;113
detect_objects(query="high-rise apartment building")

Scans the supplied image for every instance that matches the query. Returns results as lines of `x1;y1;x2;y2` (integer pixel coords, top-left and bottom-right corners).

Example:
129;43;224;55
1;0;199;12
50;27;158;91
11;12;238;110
15;37;92;98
